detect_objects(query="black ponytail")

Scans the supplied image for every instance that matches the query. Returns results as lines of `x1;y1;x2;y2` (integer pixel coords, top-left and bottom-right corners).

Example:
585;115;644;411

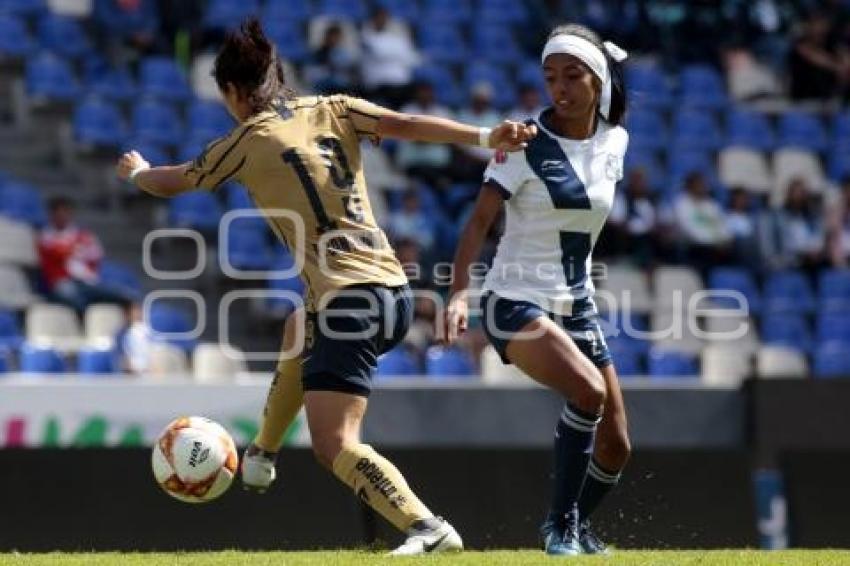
547;24;628;127
213;18;294;112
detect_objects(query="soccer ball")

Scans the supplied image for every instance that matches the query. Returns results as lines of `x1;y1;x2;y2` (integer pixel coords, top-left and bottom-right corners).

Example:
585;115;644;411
151;416;238;503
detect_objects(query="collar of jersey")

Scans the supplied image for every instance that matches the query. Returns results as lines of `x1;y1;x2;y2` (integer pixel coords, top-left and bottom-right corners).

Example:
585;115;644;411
534;107;600;145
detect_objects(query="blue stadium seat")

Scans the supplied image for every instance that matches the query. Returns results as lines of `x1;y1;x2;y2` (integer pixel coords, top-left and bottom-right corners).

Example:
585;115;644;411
425;345;476;377
672;109;722;151
317;0;366;21
20;343;66;373
25;52;80;101
816;313;850;343
73;98;126;148
168;192;223;233
760;313;811;353
708;267;761;313
262;0;312;23
606;344;643;377
177;138;203;163
412;65;462;107
225;183;255;210
0;180;46;226
648;348;699;377
376;347;420;377
417;24;468;65
0;352;7;374
763;270;815;314
147;303;196;352
0;310;23;351
667;150;721;193
777;111;828;152
131;99;182;147
725;108;775;151
623;150;666;191
464;64;515;110
515;59;547;98
832;111;850;147
264;19;308;64
600;312;650;352
625;63;673;110
0;15;35;58
122;139;170;166
187;100;233;142
813;342;850;378
420;0;472;22
37;13;91;59
267;247;305;316
225;225;273;271
0;0;45;17
471;26;523;64
139;57;191;102
818;269;850;311
827;148;850;182
203;0;260;30
87;67;137;102
375;0;419;20
476;0;528;23
98;260;142;300
679;65;727;109
625;109;668;153
77;347;117;374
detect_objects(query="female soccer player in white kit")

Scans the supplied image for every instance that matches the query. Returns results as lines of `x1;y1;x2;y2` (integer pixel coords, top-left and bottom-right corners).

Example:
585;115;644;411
445;24;631;555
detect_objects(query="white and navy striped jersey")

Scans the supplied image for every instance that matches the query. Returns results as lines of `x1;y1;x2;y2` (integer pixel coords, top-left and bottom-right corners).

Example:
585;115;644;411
481;111;629;315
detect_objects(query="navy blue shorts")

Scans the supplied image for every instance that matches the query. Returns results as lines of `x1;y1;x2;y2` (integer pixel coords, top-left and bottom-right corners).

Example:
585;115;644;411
480;291;612;369
302;284;413;397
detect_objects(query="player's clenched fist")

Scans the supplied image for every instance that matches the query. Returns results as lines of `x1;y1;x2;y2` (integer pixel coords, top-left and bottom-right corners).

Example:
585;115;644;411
115;150;150;182
488;120;538;152
441;293;469;345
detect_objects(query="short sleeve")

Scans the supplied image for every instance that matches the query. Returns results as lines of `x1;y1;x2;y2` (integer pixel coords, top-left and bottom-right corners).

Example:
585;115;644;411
483;150;528;200
340;96;395;141
183;128;250;190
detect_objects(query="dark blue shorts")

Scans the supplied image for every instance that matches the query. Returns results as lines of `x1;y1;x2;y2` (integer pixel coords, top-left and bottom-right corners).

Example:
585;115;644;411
302;284;413;397
480;291;612;369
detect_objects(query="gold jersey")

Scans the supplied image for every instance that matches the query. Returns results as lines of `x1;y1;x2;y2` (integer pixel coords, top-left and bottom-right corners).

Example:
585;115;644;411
183;95;408;310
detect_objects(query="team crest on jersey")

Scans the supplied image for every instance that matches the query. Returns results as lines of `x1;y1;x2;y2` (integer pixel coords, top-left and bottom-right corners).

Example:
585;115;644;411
605;153;623;180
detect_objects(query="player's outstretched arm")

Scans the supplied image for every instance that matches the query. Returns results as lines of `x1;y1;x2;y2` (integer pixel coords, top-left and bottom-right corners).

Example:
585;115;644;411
376;112;537;152
442;182;504;344
115;150;194;198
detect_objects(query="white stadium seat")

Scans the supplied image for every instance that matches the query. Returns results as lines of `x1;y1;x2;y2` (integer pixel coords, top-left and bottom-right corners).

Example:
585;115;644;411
0;216;37;266
701;344;752;386
0;265;38;310
84;303;127;347
653;266;704;311
26;303;85;351
650;309;703;354
596;264;652;313
192;343;247;382
756;346;808;379
148;343;190;376
718;148;773;194
772;149;826;204
480;344;527;385
702;312;759;354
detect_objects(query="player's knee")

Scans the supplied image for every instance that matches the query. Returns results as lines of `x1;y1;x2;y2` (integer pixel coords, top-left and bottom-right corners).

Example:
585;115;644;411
572;367;606;413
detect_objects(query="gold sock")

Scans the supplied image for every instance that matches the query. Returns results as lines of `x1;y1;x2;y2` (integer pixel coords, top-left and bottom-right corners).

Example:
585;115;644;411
253;313;305;452
332;443;432;533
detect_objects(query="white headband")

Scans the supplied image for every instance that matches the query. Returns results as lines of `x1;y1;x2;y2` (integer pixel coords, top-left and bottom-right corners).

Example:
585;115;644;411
541;34;628;120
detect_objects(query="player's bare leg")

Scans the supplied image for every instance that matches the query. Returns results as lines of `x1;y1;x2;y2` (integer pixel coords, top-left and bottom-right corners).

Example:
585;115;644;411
242;311;306;492
304;389;462;555
577;363;630;554
505;316;606;556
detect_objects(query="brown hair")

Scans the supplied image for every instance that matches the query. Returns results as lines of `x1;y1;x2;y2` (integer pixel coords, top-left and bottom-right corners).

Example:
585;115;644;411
213;18;293;112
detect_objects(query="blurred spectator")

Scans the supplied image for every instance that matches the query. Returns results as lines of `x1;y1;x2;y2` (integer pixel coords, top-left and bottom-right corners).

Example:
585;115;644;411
725;188;760;266
395;237;429;286
157;0;203;56
387;190;437;257
305;23;359;94
396;81;453;186
605;168;658;266
759;177;825;271
508;84;545;123
94;0;162;58
674;172;731;269
827;176;850;267
38;198;122;311
788;10;850;101
115;302;156;374
722;47;783;102
360;7;419;108
729;0;798;71
452;83;501;182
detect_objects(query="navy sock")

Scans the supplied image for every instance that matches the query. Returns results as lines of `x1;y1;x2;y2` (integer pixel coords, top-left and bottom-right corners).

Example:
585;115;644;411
577;458;621;521
546;403;600;527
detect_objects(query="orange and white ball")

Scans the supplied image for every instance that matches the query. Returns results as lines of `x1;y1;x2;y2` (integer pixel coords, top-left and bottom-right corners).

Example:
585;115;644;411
151;416;238;503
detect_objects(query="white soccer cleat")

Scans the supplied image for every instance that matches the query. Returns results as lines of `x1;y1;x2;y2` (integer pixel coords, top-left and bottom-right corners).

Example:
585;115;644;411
389;517;463;556
240;444;277;493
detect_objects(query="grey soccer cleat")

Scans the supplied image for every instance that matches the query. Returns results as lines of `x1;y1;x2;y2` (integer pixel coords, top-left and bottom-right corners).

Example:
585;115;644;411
389;517;463;556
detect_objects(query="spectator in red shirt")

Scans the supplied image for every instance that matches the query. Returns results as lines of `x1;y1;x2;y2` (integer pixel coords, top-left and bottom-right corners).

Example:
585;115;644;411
38;198;120;311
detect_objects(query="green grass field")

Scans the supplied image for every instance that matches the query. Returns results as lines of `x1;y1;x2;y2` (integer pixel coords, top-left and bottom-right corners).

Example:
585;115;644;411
0;550;847;566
